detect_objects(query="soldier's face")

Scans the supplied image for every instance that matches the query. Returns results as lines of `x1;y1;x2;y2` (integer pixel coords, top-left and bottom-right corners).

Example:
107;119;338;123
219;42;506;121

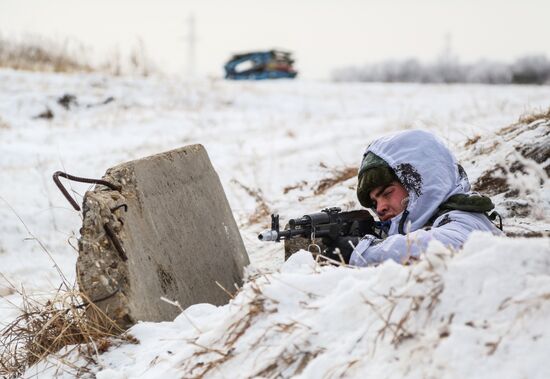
369;181;409;221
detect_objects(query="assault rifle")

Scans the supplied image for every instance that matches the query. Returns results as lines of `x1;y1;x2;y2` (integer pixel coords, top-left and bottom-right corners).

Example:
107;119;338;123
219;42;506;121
258;207;377;263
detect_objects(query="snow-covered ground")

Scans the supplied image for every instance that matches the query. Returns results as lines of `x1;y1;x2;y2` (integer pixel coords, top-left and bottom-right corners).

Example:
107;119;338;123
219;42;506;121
0;68;549;378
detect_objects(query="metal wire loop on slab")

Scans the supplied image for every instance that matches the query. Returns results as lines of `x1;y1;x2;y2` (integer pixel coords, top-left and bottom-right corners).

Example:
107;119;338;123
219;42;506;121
104;223;128;261
52;171;122;211
111;203;128;213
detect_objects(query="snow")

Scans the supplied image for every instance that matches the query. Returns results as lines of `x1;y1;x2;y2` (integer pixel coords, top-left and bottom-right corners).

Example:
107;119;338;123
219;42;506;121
0;68;549;378
24;235;550;379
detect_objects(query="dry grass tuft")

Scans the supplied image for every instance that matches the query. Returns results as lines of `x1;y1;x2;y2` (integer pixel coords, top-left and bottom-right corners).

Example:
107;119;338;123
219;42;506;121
182;283;267;378
283;180;308;194
0;198;137;377
464;134;481;147
0;34;92;73
497;107;550;136
314;166;357;195
231;179;271;224
181;280;321;378
516;107;550;125
0;116;10;129
0;286;136;378
0;33;156;76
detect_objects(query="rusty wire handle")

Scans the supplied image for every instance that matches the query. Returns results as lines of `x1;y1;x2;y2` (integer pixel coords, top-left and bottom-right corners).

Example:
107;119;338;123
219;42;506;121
104;223;128;261
52;171;122;211
111;203;128;213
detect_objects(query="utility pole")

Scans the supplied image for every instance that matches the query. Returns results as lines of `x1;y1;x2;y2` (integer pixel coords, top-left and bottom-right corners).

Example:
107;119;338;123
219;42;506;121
185;13;197;79
439;32;455;65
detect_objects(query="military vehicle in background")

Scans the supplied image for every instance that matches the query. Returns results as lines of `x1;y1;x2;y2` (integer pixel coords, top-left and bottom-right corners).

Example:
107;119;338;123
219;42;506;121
224;50;297;80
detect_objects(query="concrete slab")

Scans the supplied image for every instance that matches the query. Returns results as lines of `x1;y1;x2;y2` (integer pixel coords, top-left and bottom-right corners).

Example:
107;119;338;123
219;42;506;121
77;144;249;328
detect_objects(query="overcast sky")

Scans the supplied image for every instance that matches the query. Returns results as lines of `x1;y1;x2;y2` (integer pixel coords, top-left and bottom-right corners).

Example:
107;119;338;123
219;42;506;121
1;0;549;79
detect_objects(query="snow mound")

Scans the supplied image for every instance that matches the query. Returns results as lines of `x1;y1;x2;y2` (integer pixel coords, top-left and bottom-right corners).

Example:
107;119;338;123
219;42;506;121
28;234;550;379
460;116;550;236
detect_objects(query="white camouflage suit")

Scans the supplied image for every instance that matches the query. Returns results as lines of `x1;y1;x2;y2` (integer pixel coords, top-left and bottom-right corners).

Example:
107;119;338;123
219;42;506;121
350;130;502;266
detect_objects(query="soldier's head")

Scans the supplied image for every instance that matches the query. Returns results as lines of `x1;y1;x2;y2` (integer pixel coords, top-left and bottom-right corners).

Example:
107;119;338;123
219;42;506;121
357;152;409;221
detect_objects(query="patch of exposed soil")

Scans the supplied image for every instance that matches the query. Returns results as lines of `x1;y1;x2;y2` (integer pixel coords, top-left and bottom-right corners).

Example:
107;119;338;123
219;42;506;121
34;108;54;120
472;118;549;195
473;165;509;196
58;93;78;110
469;117;549;225
499;200;531;218
515;139;550;176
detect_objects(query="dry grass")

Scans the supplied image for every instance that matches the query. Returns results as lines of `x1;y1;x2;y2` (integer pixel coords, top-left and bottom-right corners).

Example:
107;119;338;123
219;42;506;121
0;116;11;129
0;34;92;73
231;179;271;224
283;180;308;194
0;32;156;76
314;166;357;195
177;253;449;378
181;283;266;378
464;134;481;147
497;107;550;136
0;197;137;377
180;280;321;379
517;107;550;125
0;284;136;378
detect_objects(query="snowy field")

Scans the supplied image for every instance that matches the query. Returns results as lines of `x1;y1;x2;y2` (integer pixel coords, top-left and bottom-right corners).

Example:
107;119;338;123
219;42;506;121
0;68;549;378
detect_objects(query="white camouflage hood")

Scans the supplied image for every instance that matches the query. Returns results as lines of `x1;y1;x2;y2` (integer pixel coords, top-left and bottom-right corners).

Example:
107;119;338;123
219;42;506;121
365;130;470;235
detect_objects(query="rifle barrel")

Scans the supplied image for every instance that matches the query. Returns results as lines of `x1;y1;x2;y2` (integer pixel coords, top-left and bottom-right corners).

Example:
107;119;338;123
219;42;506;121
258;230;278;241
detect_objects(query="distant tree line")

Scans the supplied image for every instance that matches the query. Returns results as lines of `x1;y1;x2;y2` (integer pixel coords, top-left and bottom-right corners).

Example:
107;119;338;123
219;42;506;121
331;55;550;84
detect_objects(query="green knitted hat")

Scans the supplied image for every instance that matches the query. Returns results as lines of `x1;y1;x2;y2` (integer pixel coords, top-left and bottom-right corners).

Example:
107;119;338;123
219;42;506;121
357;152;398;208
